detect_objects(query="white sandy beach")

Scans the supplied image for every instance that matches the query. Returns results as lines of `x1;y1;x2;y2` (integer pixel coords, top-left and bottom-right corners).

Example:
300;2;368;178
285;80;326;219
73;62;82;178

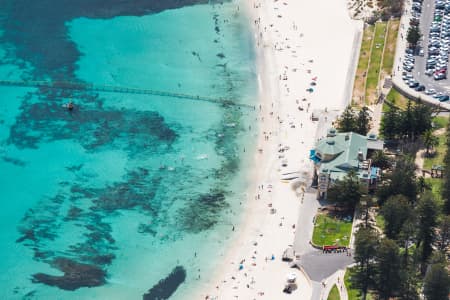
197;0;362;299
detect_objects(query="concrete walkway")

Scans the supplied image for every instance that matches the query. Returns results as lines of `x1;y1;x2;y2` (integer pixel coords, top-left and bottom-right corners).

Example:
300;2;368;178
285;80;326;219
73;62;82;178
290;109;355;299
321;269;348;300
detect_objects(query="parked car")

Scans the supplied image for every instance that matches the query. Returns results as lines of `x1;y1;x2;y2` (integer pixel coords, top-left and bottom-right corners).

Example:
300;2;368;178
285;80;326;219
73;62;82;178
404;65;414;71
425;89;436;95
434;92;445;98
434;72;447;80
409;81;419;88
415;85;426;91
439;95;450;101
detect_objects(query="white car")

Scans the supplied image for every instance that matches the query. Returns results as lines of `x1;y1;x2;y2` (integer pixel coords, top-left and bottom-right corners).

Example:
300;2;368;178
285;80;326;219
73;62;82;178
425;89;436;95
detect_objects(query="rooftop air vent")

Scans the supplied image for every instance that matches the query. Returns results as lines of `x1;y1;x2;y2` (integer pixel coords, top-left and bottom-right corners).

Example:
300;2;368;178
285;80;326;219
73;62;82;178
327;128;337;137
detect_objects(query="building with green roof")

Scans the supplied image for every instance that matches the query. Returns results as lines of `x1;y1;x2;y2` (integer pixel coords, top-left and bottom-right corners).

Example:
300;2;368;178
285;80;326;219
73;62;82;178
310;128;383;199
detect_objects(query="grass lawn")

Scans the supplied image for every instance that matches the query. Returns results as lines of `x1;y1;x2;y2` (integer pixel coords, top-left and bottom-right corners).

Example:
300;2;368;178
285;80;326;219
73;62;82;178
383;88;409;112
366;22;387;104
327;284;340;300
358;25;375;70
375;214;385;232
352;25;375;105
345;267;362;300
432;116;449;129
382;19;400;74
345;268;374;300
425;178;444;205
312;214;352;247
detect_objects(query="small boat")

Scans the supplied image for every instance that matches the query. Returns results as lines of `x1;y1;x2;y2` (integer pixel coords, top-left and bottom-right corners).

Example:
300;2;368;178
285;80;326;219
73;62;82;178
64;101;74;111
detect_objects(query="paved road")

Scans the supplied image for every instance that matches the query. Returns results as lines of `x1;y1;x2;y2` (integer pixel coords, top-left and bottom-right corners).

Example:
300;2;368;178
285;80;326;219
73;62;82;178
300;251;354;281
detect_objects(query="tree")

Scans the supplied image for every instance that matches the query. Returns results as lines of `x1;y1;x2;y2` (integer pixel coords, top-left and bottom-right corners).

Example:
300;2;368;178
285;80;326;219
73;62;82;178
407;26;421;47
423;253;450;300
417;176;432;193
381;0;404;17
381;105;400;139
352;227;380;300
422;130;439;155
398;261;420;300
442;120;450;214
377;157;418;204
337;105;357;133
401;100;416;140
435;215;450;254
416;192;439;268
398;218;417;265
356;106;372;136
381;101;432;141
374;238;402;299
381;195;414;240
413;101;433;138
327;170;362;208
370;150;391;170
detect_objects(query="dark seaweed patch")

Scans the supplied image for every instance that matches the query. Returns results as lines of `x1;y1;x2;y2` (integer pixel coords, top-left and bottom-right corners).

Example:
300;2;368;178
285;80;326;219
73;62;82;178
138;223;157;236
64;206;83;221
32;257;106;291
65;164;83;172
143;266;186;300
8;93;177;153
1;156;26;166
179;190;229;233
22;290;36;299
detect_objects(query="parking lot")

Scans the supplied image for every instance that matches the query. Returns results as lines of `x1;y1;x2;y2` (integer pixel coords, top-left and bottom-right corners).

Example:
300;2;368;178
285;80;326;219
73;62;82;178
416;0;450;91
402;0;450;102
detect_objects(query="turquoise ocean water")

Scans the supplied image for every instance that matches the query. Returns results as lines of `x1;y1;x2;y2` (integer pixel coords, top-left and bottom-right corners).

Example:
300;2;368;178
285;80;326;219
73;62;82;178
0;1;257;299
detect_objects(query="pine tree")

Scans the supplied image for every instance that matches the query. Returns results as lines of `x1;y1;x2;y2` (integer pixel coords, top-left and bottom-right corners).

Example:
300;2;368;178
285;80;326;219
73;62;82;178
327;170;362;208
442;120;450;214
352;227;379;300
423;253;450;300
377;157;417;204
413;101;433;138
381;195;414;240
416;192;439;269
422;130;439;155
356;106;372;136
375;238;402;300
401;100;416;140
381;105;400;139
370;150;391;170
435;215;450;253
337;105;357;133
407;26;421;47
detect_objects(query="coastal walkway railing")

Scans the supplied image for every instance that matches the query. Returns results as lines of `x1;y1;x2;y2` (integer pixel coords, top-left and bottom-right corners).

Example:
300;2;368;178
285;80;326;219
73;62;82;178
0;79;253;109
